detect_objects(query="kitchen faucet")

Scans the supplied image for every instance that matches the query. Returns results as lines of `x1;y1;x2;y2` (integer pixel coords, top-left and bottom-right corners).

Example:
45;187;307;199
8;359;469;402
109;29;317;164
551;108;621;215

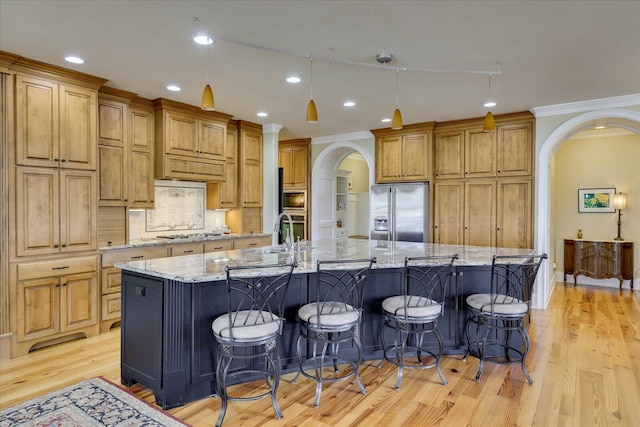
274;212;294;252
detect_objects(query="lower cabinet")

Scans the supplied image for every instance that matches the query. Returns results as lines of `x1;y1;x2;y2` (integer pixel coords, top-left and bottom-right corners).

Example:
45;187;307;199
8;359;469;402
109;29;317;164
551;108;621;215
11;255;100;357
232;235;271;249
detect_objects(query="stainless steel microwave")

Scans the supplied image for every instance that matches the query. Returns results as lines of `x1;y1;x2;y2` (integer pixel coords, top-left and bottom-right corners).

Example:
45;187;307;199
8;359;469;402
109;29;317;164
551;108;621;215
283;190;306;210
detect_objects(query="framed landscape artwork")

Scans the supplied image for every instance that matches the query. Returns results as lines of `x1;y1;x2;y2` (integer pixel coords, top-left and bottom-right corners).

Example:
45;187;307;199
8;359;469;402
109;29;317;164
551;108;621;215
578;188;616;213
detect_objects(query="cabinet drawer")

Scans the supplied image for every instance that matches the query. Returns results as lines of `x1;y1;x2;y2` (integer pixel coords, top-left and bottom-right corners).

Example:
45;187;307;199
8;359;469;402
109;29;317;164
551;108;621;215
101;293;121;321
102;246;169;267
163;154;224;181
101;266;122;294
204;240;234;252
17;255;98;281
233;236;270;249
171;242;204;256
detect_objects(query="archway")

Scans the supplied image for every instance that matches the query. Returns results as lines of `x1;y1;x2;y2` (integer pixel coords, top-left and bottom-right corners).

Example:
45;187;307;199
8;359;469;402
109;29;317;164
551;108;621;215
311;141;375;240
534;109;640;308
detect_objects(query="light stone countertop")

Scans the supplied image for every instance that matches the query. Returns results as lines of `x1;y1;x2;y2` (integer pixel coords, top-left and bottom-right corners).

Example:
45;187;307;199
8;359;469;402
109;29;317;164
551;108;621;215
115;238;537;283
100;233;272;251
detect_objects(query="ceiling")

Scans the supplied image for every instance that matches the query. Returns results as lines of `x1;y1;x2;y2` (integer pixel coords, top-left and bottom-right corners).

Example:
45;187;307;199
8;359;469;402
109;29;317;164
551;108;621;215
1;1;639;141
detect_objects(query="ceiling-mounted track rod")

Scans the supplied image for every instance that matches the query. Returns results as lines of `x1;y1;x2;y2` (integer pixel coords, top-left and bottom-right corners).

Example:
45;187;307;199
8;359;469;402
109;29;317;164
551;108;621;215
195;20;501;77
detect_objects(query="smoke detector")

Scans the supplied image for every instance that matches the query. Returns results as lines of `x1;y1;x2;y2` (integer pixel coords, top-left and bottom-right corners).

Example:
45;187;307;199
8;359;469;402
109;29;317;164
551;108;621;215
376;53;392;64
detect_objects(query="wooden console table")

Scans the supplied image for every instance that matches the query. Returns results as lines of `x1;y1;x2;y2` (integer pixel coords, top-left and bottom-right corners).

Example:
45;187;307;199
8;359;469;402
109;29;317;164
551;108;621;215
564;239;634;289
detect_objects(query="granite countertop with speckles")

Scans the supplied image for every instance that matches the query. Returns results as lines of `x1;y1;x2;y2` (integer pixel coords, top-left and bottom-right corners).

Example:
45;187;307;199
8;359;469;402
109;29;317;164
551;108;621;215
115;238;537;283
100;233;272;251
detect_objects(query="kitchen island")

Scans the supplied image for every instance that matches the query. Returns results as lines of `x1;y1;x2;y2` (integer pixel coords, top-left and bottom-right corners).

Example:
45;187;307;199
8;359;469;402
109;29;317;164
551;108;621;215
117;238;536;409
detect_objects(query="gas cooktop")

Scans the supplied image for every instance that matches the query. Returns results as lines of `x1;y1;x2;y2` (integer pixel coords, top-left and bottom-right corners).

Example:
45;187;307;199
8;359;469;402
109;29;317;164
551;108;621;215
156;233;220;240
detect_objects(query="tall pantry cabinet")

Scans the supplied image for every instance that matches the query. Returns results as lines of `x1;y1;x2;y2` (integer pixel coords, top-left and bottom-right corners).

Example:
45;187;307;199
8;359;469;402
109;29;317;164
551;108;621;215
432;112;534;248
2;51;107;357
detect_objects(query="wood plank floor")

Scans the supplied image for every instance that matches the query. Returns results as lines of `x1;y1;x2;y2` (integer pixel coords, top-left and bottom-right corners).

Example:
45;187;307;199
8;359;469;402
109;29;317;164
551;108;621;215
1;283;638;426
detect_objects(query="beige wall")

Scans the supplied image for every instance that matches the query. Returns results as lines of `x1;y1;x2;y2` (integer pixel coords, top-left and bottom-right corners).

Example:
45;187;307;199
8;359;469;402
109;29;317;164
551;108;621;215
338;156;369;192
553;132;640;277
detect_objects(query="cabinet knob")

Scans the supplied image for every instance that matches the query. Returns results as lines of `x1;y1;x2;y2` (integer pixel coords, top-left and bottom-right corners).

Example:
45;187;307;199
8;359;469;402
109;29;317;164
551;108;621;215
497;227;501;231
62;282;67;287
464;227;468;229
55;283;60;288
497;170;501;174
54;158;60;162
61;244;67;248
60;159;66;163
54;244;59;248
124;199;128;202
435;173;439;177
434;225;438;228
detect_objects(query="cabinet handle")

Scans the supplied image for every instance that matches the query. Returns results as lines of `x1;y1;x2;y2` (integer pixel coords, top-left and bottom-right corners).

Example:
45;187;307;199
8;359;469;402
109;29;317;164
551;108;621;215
60;159;66;163
54;158;60;162
249;243;258;246
459;271;464;277
124;199;128;202
54;244;59;248
214;246;223;250
131;255;144;259
52;265;70;270
107;241;112;245
464;227;468;229
61;244;67;248
183;250;194;253
434;225;438;228
55;283;60;288
62;282;67;287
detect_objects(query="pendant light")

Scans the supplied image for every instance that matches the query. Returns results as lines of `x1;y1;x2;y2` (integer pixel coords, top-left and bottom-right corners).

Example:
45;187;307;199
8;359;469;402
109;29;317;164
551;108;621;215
483;71;495;131
201;45;215;110
391;66;403;130
306;57;318;123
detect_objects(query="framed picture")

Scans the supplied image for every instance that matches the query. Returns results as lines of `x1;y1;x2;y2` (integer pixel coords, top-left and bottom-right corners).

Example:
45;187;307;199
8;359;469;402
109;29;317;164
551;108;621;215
578;188;616;213
348;178;353;190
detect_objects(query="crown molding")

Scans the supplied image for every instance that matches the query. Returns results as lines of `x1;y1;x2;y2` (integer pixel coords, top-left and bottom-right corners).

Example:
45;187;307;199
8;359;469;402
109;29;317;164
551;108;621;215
531;94;640;118
262;123;283;134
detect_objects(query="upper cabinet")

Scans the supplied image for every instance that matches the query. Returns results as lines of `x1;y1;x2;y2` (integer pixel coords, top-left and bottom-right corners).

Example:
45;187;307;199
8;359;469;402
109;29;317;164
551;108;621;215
129;99;156;209
207;121;238;209
97;95;128;206
371;123;435;183
434;113;534;180
153;98;232;182
279;139;310;188
16;75;98;170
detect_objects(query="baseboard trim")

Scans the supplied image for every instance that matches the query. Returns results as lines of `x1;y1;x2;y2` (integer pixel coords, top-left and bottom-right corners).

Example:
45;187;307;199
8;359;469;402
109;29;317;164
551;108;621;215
0;333;12;361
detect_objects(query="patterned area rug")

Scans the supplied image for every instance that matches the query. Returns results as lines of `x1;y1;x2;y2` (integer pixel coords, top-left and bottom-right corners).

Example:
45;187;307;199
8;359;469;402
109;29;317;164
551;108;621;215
0;377;189;427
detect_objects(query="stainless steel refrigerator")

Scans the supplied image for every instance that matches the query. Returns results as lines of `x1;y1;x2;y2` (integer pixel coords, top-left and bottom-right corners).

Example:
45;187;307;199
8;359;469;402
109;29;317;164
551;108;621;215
370;182;428;242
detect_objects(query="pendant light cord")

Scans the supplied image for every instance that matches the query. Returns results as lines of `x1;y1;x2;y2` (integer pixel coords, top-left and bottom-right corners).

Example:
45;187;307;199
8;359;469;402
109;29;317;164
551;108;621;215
310;57;314;100
395;66;399;108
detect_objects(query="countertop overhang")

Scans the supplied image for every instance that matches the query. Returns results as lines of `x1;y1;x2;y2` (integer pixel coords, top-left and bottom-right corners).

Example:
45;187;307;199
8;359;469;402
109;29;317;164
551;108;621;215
115;238;537;283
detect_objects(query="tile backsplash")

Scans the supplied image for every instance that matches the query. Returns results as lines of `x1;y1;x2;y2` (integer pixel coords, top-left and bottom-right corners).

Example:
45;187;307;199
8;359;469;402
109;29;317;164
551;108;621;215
129;180;226;241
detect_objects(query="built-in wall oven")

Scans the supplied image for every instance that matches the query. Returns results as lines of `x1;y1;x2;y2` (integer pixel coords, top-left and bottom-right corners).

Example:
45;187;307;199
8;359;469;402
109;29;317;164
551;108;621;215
281;211;307;241
283;190;306;211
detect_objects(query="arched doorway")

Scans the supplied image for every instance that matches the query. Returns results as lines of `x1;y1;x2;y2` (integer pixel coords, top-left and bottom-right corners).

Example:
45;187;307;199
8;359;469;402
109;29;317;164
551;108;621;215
535;109;640;308
311;141;374;240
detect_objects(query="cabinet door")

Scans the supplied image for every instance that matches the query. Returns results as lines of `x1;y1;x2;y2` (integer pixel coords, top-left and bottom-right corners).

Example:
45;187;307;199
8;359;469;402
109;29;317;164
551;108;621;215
198;119;225;160
59;170;97;253
241;128;263;207
279;147;293;187
59;84;97;170
496;121;533;177
434;131;464;180
204;240;234;252
433;181;464;245
130;150;154;208
60;272;98;332
130;108;155;208
165;111;197;156
401;133;429;181
496;179;532;249
98;99;126;147
16;276;60;341
16;166;59;256
464;180;496;247
219;128;238;207
376;136;402;182
15;75;59;168
98;144;127;206
291;145;309;187
464;128;495;178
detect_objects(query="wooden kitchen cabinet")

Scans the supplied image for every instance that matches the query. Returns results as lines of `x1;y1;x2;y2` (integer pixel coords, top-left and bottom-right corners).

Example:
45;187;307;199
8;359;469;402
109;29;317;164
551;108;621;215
464;128;496;178
204;240;234;252
206;123;238;209
279;139;310;188
129;103;156;209
433;181;464;245
171;242;204;256
154;98;232;182
434;130;464;180
15;166;97;256
16;75;98;171
371;123;434;183
233;235;271;249
225;121;263;234
98;97;128;206
496;179;532;249
11;255;100;357
464;180;497;247
496;120;533;177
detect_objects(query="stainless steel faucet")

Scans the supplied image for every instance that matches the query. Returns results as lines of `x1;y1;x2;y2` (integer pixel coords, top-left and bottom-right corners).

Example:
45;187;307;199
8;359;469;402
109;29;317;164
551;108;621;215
274;212;294;252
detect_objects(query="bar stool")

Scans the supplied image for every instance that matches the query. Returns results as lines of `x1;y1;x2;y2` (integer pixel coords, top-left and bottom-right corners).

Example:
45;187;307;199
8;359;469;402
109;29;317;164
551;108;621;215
464;254;547;384
378;254;458;389
211;262;296;427
292;258;376;407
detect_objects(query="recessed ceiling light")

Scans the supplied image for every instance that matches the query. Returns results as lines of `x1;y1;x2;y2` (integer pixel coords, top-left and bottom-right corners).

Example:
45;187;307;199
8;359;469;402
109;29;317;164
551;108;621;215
64;56;84;64
483;101;497;108
381;118;391;123
343;101;356;107
193;35;214;45
286;76;301;84
166;85;181;92
257;112;268;117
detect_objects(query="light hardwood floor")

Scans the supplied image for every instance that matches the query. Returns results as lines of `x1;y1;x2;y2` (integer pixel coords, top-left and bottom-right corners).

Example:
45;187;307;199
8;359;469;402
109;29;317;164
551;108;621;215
1;283;638;426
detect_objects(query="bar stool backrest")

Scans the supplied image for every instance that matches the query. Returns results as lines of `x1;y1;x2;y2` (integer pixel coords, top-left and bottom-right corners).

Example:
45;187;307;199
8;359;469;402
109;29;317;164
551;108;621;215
223;262;296;340
403;254;458;319
488;254;548;316
311;258;377;328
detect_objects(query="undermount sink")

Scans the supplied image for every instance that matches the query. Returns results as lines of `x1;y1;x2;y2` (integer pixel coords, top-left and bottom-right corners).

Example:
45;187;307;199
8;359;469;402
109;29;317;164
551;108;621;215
260;246;291;254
